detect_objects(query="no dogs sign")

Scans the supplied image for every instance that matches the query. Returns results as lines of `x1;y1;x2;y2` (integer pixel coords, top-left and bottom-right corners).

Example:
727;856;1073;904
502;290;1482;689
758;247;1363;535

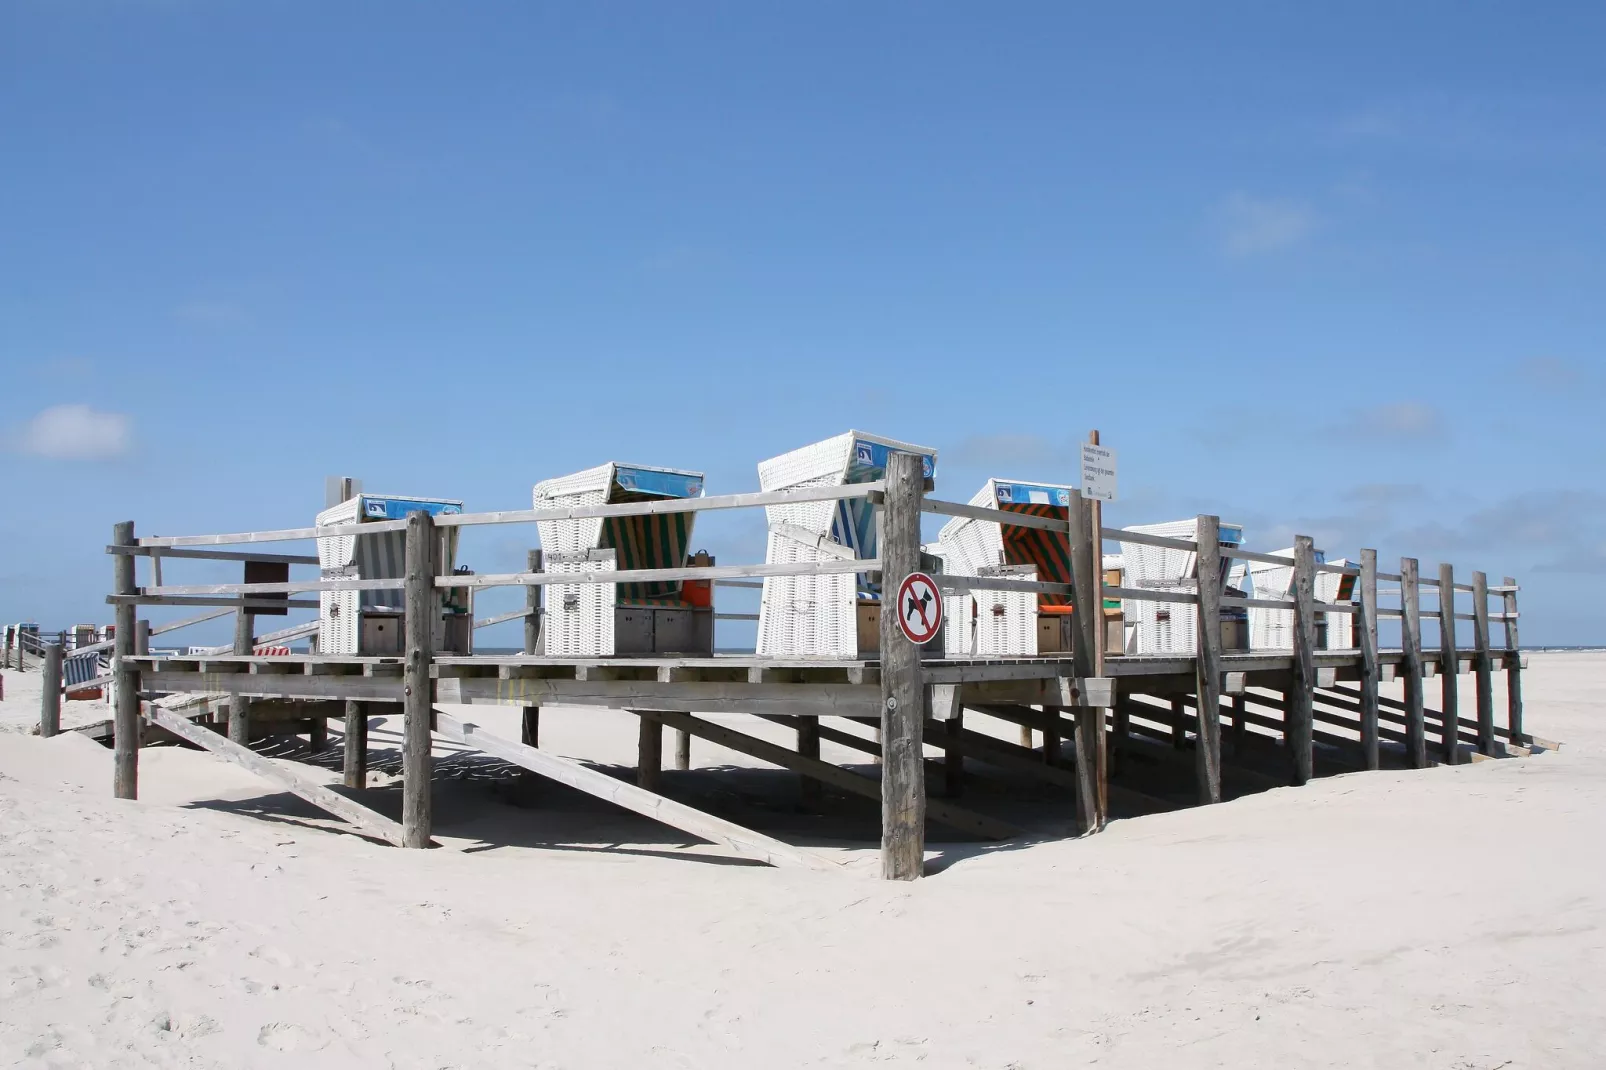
896;572;943;645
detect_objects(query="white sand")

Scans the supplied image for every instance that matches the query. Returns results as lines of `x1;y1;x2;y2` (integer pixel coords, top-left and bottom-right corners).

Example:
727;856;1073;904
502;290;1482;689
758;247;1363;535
1;653;1603;1067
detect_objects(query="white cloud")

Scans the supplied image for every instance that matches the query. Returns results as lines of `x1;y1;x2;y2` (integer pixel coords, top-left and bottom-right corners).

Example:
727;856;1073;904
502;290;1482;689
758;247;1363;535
13;404;133;460
1354;402;1443;439
1217;193;1315;256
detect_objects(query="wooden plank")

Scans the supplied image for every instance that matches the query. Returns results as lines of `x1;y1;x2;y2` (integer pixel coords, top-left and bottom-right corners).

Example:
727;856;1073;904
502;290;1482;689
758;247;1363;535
139;517;410;548
1437;563;1461;765
644;710;1018;840
1357;548;1381;770
1193;514;1224;804
1502;575;1525;746
1471;571;1495;756
1067;490;1107;833
436;557;880;592
1400;557;1428;767
432;712;840;871
133;671;405;700
402;511;434;849
1288;536;1317;786
924;497;1069;533
108;594;321;610
436;675;878;716
145;704;406;845
1102;527;1196;552
112;521;140;801
434;481;885;530
107;545;321;565
878;450;926;880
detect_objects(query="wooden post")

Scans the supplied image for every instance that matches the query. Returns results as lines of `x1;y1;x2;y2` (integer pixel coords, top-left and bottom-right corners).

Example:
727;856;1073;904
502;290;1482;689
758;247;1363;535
1087;430;1109;816
878;450;926;881
40;641;62;738
1400;557;1427;768
343;700;367;788
1357;549;1381;770
637;714;663;791
1066;489;1107;834
1170;697;1187;749
1229;694;1247;755
135;619;150;656
1437;563;1461;765
402;510;435;849
796;717;823;807
228;604;253;745
1471;571;1495;756
520;549;541;748
1193;514;1223;804
931;683;963;798
1288;535;1317;786
112;521;139;800
308;712;328;751
1502;576;1524;746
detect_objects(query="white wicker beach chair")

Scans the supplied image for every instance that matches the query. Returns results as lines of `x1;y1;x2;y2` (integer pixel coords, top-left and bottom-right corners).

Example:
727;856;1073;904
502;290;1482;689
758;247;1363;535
934;479;1076;657
316;493;469;656
533;463;711;658
1245;550;1357;650
755;431;936;658
1116;519;1246;655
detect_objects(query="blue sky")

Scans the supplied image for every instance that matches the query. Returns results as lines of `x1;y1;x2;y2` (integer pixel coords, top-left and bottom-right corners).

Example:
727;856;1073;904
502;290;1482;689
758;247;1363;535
2;2;1603;646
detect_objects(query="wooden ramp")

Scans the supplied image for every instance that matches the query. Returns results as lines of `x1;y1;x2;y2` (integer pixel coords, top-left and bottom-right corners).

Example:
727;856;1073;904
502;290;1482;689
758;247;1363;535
431;711;842;873
143;704;407;847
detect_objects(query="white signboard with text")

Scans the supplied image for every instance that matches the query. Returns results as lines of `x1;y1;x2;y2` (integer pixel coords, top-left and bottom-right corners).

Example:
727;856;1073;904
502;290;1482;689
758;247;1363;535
1080;443;1118;502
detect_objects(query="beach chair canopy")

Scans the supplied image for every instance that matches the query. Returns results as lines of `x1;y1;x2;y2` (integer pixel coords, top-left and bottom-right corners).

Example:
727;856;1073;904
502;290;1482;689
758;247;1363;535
939;479;1074;610
534;463;705;605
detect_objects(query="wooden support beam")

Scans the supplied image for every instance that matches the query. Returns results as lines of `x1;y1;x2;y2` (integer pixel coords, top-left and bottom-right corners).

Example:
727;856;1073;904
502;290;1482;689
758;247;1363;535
343;700;367;789
145;704;405;845
1067;489;1108;833
402;510;434;850
637;714;663;792
1471;571;1495;756
432;712;839;871
878;450;926;880
112;521;139;800
1357;548;1381;770
1229;694;1248;755
40;642;63;738
1288;535;1317;786
520;548;541;750
1437;562;1461;765
1192;514;1224;804
228;603;254;746
796;716;823;807
1502;575;1525;746
308;713;328;751
931;684;963;798
1400;557;1428;768
643;710;1019;841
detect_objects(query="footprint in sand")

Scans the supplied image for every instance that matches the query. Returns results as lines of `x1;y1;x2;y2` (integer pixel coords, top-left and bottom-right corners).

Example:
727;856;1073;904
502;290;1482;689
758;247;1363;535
257;1021;325;1052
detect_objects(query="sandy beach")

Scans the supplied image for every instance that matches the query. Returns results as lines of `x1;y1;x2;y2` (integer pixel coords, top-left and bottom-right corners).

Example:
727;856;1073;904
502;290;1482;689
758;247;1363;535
1;651;1601;1068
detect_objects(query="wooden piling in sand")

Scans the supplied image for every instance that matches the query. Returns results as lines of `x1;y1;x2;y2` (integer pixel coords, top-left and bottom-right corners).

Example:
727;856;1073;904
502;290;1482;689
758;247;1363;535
1288;535;1317;786
112;521;139;800
878;450;926;881
520;549;541;749
40;642;62;738
1400;557;1427;768
1357;549;1381;770
1471;571;1495;756
1437;563;1462;764
1192;514;1224;804
402;510;434;849
1502;576;1524;746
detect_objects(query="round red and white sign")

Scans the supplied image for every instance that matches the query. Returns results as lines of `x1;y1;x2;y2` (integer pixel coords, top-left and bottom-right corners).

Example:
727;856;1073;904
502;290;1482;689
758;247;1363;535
896;571;943;645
